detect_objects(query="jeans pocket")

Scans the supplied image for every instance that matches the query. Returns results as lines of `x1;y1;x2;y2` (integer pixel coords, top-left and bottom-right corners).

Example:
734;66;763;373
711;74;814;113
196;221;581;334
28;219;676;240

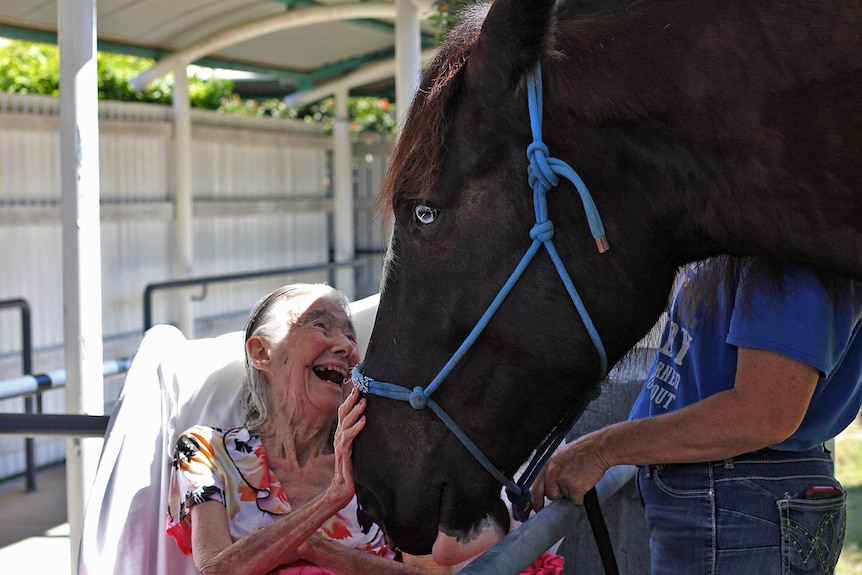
778;490;846;574
651;468;712;498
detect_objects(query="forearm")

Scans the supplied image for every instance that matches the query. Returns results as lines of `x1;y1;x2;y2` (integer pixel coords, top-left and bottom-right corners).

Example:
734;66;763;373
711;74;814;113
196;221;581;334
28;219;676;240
535;348;819;508
197;487;349;575
299;537;436;575
535;386;796;509
602;347;818;467
600;387;800;468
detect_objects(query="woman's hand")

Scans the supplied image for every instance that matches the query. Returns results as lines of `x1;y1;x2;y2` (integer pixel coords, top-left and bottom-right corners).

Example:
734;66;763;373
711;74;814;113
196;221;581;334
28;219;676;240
530;431;611;510
532;347;819;513
329;386;366;506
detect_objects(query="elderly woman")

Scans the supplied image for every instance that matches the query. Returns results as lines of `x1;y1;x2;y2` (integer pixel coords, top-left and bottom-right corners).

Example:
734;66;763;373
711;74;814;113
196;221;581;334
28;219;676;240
166;283;445;575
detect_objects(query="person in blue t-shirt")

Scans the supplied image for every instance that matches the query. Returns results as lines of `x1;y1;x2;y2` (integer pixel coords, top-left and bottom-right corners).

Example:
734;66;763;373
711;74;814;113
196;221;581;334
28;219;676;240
532;256;862;574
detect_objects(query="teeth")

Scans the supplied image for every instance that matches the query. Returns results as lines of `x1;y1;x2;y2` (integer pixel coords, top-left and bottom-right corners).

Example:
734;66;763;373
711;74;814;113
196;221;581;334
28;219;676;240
313;365;348;385
313;365;346;375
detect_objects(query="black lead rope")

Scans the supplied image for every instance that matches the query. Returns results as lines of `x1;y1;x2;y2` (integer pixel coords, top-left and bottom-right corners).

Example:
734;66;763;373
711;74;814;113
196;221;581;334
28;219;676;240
584;487;620;575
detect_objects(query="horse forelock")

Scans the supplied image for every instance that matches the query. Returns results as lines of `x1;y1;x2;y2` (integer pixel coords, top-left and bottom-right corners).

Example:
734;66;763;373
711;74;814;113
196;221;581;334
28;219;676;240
376;4;490;221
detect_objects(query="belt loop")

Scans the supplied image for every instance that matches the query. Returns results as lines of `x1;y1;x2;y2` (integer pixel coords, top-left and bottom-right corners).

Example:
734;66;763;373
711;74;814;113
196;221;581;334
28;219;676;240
723;458;734;469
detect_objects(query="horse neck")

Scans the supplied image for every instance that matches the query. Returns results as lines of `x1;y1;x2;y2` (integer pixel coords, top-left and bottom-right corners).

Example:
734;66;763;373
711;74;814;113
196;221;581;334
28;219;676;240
546;0;862;281
670;175;861;280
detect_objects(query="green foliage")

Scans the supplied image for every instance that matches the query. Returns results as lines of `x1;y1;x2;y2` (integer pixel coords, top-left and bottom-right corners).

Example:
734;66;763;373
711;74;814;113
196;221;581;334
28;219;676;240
0;40;234;109
188;75;235;110
215;95;397;135
217;94;291;117
836;423;862;574
0;39;397;132
0;40;60;96
348;97;397;133
430;0;482;42
96;51;171;105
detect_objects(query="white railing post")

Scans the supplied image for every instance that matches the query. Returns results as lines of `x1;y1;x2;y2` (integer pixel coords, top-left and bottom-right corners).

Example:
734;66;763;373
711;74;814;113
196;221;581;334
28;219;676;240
395;0;422;124
172;65;195;337
333;86;355;299
58;1;104;571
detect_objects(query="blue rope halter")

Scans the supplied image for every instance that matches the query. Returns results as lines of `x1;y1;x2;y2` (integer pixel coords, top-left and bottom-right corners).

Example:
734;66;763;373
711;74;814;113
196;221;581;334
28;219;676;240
352;61;609;522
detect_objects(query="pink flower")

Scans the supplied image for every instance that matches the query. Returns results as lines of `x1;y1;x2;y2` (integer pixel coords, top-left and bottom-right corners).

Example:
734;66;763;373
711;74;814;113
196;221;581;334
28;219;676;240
519;551;565;575
270;560;341;575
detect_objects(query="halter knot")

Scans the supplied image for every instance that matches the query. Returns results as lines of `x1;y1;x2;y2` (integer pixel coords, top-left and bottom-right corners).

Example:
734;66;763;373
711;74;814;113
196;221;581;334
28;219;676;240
526;141;559;192
352;370;369;393
530;220;554;242
408;386;428;409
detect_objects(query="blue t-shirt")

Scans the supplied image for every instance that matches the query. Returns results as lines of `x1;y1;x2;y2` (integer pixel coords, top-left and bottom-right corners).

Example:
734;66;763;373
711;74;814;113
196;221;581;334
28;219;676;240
629;263;862;451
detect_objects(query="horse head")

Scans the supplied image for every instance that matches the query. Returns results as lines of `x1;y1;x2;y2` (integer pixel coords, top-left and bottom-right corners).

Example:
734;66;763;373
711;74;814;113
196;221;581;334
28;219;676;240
352;0;862;560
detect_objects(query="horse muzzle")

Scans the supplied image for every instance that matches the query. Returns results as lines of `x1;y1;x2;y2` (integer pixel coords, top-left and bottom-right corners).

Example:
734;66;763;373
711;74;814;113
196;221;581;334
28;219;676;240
432;516;508;566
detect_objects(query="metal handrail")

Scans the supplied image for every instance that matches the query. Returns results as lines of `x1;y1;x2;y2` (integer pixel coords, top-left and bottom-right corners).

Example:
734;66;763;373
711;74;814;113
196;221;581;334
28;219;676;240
0;357;132;439
0;413;111;438
0;298;32;374
143;258;366;331
458;465;638;574
0;298;37;489
0;357;133;402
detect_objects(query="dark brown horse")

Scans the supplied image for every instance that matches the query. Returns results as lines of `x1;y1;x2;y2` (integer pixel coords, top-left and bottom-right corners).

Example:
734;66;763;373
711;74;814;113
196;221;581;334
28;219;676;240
351;0;862;560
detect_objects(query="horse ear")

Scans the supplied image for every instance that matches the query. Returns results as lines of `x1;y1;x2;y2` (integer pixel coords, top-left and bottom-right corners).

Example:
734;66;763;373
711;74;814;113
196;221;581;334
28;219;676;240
469;0;556;89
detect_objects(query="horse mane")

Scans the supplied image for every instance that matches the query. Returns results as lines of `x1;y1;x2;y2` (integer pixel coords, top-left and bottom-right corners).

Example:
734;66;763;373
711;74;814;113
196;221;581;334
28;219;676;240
375;3;491;218
680;256;861;320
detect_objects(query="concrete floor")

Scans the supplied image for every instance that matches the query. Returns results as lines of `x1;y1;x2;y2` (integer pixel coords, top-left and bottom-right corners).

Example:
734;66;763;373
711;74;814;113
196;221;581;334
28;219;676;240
0;464;71;575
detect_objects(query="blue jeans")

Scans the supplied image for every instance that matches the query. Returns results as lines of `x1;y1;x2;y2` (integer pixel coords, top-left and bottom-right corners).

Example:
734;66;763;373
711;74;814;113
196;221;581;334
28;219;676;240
636;447;846;575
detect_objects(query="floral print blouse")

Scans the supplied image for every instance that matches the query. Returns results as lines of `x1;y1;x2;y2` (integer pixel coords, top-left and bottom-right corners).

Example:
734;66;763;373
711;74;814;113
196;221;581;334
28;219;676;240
166;425;393;561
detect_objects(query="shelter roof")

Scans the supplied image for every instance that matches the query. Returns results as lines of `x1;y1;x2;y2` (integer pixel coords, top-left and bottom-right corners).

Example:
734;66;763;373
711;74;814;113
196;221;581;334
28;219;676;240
0;0;440;101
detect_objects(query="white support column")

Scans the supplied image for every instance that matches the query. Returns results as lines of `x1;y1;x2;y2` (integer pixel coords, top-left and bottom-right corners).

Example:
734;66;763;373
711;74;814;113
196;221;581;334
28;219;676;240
332;86;355;299
59;1;104;571
172;66;195;337
395;0;422;123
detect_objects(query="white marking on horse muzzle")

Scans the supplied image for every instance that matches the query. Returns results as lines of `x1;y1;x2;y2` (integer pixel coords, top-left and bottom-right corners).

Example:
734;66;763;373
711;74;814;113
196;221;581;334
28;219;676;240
433;515;507;567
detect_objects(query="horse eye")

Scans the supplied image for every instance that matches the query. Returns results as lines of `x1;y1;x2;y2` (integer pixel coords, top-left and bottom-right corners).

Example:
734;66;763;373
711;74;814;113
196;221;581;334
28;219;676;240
414;205;439;226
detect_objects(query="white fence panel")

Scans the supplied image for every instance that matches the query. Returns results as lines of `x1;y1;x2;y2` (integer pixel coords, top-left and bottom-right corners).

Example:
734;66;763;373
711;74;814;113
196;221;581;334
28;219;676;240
354;136;391;297
0;93;393;481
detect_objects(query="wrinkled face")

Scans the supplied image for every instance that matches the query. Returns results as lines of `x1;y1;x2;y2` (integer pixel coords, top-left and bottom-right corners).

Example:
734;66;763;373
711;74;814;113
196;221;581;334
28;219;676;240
259;296;360;420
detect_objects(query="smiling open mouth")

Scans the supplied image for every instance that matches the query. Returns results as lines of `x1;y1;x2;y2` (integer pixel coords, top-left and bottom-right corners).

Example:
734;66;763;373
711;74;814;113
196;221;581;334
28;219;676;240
313;365;348;386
